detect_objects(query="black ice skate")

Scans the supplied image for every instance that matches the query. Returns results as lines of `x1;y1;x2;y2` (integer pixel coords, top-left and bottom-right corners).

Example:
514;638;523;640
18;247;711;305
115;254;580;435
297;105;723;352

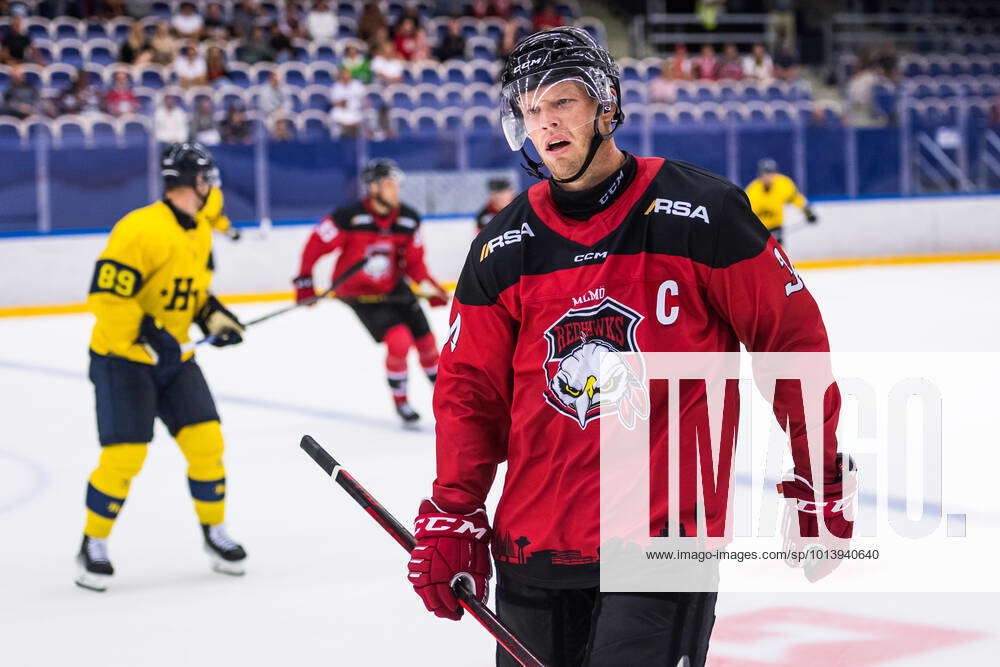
75;536;113;592
394;401;421;426
202;523;247;576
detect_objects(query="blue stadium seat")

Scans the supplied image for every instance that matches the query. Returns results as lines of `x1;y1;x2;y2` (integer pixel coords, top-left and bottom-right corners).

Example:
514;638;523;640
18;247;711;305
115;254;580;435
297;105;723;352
463;107;493;131
440;109;462;131
25;18;51;41
311;63;337;87
389;88;415;111
695;86;715;103
109;18;132;43
151;1;172;19
742;85;762;102
281;63;310;88
46;64;76;90
301;115;331;141
92;118;118;147
306;89;331;111
620;60;643;82
701;106;723;124
53;18;82;40
87;40;117;67
367;89;387;108
392;110;415;136
314;42;338;63
413;110;438;133
54;117;89;148
621;84;645;105
464;84;494;107
338;2;359;19
337;18;357;39
650;107;673;128
443;62;467;84
0;119;22;147
32;38;54;63
84;22;109;40
416;64;442;85
57;40;85;69
226;64;252;88
138;67;166;89
772;105;794;124
414;84;441;110
440;84;464;108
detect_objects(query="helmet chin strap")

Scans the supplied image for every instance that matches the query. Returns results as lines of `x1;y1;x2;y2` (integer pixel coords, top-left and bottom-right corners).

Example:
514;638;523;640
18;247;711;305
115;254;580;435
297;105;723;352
519;105;621;185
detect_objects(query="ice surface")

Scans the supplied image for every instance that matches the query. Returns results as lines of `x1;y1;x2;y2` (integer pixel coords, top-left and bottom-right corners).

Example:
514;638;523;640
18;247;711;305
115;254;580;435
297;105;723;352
2;262;999;666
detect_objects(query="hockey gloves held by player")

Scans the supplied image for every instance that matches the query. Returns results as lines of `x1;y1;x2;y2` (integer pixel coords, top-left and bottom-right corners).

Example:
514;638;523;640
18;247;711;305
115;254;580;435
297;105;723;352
777;453;858;581
196;295;245;347
418;279;449;308
139;314;182;384
293;275;317;305
408;498;492;621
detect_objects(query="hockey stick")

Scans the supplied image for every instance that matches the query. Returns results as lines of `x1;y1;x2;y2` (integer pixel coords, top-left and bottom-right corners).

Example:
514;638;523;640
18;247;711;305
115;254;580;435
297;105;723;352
299;435;547;667
185;256;370;350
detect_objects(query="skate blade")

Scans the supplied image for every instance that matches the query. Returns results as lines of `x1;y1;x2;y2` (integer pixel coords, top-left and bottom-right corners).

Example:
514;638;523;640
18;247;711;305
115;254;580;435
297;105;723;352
208;555;246;576
75;570;111;592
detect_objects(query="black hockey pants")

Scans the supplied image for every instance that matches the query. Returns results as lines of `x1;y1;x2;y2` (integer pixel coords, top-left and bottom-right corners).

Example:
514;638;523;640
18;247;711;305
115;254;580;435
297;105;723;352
495;572;717;667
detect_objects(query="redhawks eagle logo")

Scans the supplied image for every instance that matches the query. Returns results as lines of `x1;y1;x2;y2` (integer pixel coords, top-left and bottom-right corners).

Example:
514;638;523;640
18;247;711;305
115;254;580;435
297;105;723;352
542;297;650;430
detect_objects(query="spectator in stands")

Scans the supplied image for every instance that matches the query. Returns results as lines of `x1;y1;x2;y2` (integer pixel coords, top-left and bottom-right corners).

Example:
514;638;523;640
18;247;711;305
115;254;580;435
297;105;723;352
205;46;229;85
119;22;153;66
307;0;339;41
533;1;563;32
150;21;179;66
190;97;221;145
272;115;295;141
56;69;103;117
104;71;140;116
175;43;208;88
221;104;254;144
693;44;719;80
257;70;287;118
469;0;489;19
365;103;395;141
154;93;188;143
125;0;155;19
435;16;466;62
717;43;743;81
330;66;366;138
172;2;205;39
232;0;260;40
772;38;800;82
371;42;405;84
666;44;693;81
1;64;39;119
269;22;295;63
100;0;127;19
491;0;513;19
342;43;373;83
393;16;430;62
1;15;36;65
496;19;519;66
281;3;310;40
876;45;899;84
204;3;229;41
648;65;677;104
358;1;389;44
236;26;276;65
846;55;882;127
742;43;774;83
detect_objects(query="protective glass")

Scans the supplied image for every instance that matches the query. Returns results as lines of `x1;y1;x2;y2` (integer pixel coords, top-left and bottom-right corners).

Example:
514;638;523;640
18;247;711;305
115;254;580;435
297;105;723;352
500;65;615;151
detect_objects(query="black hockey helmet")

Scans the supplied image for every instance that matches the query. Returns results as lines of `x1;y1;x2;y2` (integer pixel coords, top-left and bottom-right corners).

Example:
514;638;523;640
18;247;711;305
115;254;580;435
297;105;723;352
361;158;404;186
161;142;218;190
758;157;779;175
487;177;512;192
498;26;624;183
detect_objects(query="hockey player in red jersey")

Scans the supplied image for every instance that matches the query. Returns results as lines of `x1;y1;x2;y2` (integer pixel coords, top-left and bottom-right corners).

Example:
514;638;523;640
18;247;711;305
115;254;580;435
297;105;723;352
476;177;516;231
293;159;449;424
406;28;856;665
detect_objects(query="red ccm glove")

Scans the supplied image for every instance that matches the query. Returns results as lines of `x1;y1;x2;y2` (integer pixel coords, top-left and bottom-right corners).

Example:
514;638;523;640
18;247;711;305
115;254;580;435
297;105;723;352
407;499;492;621
777;453;858;581
293;275;317;304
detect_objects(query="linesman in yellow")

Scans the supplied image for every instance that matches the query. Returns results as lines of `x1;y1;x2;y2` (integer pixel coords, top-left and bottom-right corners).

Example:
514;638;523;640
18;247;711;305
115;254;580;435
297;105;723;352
77;143;248;592
744;158;818;245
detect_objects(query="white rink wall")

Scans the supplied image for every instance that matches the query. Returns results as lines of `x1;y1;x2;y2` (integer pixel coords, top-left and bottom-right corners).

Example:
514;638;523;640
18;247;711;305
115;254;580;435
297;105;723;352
2;194;1000;307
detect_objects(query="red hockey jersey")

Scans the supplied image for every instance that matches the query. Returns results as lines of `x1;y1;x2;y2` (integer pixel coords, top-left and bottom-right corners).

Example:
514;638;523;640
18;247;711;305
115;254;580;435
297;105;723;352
432;157;841;587
297;198;431;297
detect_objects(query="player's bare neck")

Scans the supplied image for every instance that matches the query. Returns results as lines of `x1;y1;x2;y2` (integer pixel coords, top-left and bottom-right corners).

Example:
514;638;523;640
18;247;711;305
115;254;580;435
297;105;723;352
368;197;395;218
554;142;626;193
164;189;201;218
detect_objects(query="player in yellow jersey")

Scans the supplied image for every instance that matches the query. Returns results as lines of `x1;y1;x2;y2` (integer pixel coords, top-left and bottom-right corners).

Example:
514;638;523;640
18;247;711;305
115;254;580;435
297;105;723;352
77;143;248;591
744;158;818;245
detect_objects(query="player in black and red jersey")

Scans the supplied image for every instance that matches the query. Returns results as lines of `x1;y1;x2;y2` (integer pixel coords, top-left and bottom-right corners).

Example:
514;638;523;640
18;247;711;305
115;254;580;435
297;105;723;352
405;28;857;666
476;177;517;231
293;159;449;424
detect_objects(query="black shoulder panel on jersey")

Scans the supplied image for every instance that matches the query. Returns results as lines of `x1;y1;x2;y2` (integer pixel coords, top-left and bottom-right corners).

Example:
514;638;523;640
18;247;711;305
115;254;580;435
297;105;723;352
392;203;422;235
330;202;365;230
455;159;770;305
455;192;533;307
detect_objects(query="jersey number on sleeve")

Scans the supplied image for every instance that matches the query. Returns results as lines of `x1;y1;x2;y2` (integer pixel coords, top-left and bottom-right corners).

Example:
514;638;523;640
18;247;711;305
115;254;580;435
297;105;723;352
90;260;142;297
773;247;804;297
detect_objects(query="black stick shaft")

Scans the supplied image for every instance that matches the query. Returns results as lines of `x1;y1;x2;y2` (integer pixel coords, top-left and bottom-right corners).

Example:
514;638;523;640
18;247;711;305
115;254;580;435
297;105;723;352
193;256;369;346
299;435;547;667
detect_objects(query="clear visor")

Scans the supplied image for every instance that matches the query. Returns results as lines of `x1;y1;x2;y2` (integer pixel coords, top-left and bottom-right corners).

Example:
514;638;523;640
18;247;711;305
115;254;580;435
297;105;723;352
206;167;221;188
500;66;615;151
